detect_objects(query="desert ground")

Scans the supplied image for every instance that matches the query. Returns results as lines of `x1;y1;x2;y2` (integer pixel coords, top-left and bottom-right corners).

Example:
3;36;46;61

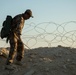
0;46;76;75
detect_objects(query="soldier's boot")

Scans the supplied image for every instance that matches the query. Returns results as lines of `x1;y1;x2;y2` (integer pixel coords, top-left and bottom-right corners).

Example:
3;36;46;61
15;60;23;66
5;59;17;70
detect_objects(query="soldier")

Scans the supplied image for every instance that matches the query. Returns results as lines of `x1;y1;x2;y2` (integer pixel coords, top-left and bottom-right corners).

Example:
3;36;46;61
6;9;33;68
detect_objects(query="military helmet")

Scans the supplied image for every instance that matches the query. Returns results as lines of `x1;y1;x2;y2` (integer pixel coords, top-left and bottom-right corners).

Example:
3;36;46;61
25;9;33;18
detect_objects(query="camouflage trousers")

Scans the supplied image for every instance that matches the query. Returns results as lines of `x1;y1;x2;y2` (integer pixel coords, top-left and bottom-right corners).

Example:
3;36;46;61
6;33;24;65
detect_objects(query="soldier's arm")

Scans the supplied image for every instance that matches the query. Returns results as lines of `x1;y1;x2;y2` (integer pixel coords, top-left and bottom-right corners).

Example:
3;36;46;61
12;15;21;29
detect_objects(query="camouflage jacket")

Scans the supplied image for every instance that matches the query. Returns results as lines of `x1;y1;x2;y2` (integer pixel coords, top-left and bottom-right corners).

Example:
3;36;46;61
11;14;25;35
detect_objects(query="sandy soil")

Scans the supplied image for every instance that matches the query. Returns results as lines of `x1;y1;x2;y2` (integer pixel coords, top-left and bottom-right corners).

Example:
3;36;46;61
0;46;76;75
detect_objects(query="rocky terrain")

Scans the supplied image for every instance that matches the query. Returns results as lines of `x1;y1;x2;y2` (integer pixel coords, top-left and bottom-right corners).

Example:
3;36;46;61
0;46;76;75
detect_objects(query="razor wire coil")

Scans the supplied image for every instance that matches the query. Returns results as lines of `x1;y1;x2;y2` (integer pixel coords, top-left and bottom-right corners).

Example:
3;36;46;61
0;21;76;48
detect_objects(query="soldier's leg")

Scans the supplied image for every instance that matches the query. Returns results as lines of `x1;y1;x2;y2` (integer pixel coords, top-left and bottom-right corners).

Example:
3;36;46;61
16;39;24;61
6;37;17;65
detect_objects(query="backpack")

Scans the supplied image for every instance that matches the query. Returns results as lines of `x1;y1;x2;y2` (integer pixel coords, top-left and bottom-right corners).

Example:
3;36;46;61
1;15;12;39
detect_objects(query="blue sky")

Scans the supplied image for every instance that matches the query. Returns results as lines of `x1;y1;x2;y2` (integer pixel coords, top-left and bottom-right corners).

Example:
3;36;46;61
0;0;76;24
0;0;76;48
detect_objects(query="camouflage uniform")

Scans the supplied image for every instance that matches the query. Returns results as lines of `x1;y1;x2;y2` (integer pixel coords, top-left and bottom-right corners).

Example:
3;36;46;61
6;14;25;65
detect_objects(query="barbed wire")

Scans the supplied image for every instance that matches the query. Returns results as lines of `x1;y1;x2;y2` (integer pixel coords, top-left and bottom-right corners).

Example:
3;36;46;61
0;21;76;49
